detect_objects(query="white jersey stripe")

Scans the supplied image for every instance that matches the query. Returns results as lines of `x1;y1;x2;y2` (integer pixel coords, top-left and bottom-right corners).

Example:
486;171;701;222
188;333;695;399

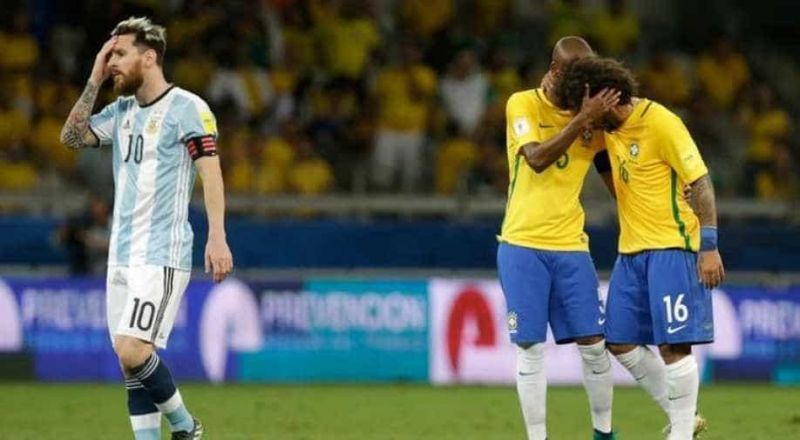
128;94;174;265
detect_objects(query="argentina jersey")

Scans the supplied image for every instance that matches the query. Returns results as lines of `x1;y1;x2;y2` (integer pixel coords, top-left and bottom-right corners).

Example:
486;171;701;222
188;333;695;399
89;86;218;270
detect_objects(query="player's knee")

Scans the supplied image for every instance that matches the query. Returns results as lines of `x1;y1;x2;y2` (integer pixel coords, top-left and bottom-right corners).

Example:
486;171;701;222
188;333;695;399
575;335;604;346
516;343;545;375
658;343;691;364
576;339;606;358
607;343;637;356
113;336;153;371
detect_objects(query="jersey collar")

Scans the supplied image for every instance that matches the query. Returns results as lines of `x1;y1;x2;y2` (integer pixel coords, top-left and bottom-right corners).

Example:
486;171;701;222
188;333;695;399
139;84;176;108
615;98;651;131
534;88;572;116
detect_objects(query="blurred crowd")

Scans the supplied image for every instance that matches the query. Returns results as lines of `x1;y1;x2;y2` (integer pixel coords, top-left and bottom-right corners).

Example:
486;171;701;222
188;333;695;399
0;0;797;200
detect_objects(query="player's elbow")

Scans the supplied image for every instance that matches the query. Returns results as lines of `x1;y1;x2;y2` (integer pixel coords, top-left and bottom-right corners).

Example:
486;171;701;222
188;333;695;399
526;155;550;173
520;143;550;173
59;133;77;149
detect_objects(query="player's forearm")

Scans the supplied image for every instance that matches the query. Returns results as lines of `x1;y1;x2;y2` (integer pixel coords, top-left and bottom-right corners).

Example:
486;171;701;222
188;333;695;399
520;114;589;173
198;159;227;239
60;81;101;149
689;174;717;227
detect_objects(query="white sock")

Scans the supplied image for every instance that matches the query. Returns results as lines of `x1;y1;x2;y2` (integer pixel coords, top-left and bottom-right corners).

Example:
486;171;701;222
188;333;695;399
665;355;699;440
577;340;613;433
516;344;547;440
615;346;669;414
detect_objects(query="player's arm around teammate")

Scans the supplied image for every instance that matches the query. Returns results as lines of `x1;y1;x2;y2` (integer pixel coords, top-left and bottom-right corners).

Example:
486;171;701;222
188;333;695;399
556;56;720;439
687;175;724;290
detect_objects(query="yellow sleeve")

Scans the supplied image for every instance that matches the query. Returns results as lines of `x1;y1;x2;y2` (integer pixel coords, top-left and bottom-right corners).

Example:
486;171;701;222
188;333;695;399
373;72;389;99
415;67;437;97
505;92;542;153
656;110;708;183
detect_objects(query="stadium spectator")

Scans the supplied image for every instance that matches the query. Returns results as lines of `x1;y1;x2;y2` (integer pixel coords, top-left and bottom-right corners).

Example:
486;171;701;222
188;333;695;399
255;127;296;194
548;0;587;46
0;11;39;72
399;0;454;41
57;197;111;275
0;90;30;152
370;41;436;191
0;144;37;191
172;42;217;95
206;46;274;122
435;121;478;194
288;131;334;195
313;0;381;81
696;37;750;110
591;0;640;56
638;48;691;107
738;85;794;199
440;47;489;137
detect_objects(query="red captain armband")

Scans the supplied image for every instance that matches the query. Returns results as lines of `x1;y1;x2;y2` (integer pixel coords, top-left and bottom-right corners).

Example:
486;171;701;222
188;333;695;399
185;135;218;160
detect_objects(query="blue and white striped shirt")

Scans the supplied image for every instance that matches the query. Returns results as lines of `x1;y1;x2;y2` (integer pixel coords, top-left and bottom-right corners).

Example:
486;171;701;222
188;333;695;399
89;86;217;270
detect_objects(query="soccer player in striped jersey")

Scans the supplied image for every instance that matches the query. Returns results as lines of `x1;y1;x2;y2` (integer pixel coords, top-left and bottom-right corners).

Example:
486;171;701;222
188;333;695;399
556;57;723;440
498;37;621;440
60;17;233;440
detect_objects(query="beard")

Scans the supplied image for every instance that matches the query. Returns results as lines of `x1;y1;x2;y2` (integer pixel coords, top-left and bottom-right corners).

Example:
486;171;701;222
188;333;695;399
600;113;624;132
112;64;144;96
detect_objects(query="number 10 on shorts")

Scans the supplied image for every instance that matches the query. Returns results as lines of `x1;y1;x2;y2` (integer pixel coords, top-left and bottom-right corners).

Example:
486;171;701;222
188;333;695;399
129;297;156;331
662;293;688;324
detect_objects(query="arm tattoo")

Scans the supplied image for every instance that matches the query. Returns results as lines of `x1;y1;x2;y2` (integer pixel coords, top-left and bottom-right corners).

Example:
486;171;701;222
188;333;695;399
60;82;100;149
689;174;717;227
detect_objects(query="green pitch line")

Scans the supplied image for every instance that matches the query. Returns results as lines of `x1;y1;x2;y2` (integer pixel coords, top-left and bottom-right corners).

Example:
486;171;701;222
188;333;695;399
0;383;797;439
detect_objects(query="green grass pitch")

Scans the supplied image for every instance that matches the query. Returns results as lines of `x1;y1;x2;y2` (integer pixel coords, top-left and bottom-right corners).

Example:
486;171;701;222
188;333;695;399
1;383;798;439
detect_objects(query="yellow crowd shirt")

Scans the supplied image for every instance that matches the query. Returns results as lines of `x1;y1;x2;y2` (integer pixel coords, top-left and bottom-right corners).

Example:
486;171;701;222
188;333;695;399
605;99;709;253
499;89;605;251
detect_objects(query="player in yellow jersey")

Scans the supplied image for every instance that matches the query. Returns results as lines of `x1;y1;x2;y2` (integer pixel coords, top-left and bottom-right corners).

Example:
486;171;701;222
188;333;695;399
556;57;724;440
497;37;621;440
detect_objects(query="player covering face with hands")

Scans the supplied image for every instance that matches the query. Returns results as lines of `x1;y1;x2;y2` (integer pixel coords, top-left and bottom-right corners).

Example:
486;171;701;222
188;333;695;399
60;17;233;439
556;56;723;440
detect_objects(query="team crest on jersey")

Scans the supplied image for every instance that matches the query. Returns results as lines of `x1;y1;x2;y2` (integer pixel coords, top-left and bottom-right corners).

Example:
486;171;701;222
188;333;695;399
111;270;127;286
146;111;163;134
629;143;640;158
201;111;217;134
507;311;518;333
513;117;530;137
581;129;593;145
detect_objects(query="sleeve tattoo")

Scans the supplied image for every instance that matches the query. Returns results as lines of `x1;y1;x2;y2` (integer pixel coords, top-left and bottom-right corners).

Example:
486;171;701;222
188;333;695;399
689;174;717;227
60;82;100;149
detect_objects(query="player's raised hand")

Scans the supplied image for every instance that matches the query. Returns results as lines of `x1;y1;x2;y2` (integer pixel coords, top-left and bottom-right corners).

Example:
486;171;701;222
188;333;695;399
579;84;621;122
540;71;555;93
205;236;233;283
698;250;725;289
89;36;118;85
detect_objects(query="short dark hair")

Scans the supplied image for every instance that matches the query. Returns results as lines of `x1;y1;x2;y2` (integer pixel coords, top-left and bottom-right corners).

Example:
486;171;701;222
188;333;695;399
112;17;167;65
555;57;638;111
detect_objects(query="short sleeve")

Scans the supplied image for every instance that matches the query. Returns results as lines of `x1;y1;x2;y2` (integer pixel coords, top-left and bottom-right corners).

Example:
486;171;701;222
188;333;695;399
506;92;542;153
177;97;218;142
89;101;117;146
657;111;708;184
413;66;437;97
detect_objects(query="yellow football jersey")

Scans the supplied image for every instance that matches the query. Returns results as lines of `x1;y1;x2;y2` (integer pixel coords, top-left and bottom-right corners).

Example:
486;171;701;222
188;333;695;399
605;99;709;253
499;88;605;251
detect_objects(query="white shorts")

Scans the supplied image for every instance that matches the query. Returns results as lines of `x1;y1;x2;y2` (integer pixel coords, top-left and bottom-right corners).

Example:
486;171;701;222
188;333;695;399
106;265;191;349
